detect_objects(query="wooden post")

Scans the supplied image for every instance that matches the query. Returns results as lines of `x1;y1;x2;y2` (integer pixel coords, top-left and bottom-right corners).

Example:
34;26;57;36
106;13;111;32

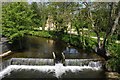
52;52;56;65
62;52;65;66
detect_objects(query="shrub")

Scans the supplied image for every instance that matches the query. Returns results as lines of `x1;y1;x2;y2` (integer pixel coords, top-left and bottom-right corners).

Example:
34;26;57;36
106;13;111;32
106;43;120;72
28;31;51;38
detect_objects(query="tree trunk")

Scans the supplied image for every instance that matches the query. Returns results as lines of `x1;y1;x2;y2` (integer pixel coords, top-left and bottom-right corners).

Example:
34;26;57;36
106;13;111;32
75;26;82;48
94;30;109;60
111;12;120;36
95;3;114;60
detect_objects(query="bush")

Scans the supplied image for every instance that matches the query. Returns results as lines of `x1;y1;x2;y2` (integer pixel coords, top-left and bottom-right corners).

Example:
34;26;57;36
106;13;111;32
106;43;120;72
28;30;51;38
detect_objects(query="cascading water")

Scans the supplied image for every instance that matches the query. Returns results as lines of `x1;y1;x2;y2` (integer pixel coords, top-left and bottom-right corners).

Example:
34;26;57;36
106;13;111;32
10;58;54;65
65;59;103;67
0;59;11;71
0;58;103;69
0;58;104;79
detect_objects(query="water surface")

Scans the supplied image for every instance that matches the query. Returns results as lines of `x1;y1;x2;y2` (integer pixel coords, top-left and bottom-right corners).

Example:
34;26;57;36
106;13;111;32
3;36;101;59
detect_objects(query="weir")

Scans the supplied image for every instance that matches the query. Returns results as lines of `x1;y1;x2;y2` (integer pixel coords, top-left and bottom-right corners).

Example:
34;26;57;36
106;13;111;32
0;58;105;79
0;52;105;79
0;58;104;71
0;52;105;71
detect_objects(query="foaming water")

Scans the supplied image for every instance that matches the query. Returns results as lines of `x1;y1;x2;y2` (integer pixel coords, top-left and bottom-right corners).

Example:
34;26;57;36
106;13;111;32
0;63;102;79
54;63;101;78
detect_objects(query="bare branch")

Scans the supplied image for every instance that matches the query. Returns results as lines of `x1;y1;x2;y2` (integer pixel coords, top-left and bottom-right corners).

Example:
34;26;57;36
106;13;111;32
111;11;120;36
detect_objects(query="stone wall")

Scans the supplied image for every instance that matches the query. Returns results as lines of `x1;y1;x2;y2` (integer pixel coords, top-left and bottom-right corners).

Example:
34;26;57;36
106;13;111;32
0;37;9;53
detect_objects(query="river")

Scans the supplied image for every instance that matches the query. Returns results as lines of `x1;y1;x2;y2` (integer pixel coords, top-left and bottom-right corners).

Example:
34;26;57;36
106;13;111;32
3;36;101;60
0;36;107;79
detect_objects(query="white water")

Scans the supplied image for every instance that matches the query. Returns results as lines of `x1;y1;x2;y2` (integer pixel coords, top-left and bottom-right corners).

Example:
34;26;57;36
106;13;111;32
0;63;102;79
10;58;54;65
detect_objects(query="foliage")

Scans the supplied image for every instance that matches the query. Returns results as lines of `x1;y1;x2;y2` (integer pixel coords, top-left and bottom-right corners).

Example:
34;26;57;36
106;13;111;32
106;43;120;72
62;34;79;47
84;2;119;48
48;2;77;32
28;30;51;38
2;2;35;40
31;2;48;29
2;2;36;50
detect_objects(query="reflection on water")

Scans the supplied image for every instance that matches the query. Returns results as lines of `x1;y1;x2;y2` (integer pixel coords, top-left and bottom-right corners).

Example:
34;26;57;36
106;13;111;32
63;47;79;54
4;36;101;59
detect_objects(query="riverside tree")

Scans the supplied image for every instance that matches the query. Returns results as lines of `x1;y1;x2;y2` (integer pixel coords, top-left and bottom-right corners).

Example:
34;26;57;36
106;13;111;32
48;3;77;32
2;2;36;50
83;2;120;60
31;2;49;30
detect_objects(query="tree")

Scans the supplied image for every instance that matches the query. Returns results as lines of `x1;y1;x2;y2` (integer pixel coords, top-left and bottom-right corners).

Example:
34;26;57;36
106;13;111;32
48;3;73;30
84;2;120;60
47;2;78;40
72;3;91;49
31;2;49;30
2;2;36;50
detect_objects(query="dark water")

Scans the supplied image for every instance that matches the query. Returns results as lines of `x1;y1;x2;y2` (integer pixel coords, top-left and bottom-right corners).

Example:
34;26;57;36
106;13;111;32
2;69;106;80
3;36;101;59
